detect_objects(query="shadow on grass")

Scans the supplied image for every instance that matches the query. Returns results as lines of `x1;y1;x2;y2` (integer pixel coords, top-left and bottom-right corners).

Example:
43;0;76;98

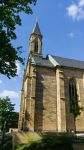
16;133;74;150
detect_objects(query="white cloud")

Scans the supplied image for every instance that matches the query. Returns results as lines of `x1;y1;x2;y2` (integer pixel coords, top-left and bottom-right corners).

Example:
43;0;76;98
16;62;21;75
67;0;84;21
68;31;82;39
79;0;84;7
0;90;19;98
68;32;75;39
0;80;2;84
67;4;78;19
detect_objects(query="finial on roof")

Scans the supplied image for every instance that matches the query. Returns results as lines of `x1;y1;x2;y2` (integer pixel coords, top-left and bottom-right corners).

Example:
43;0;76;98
32;19;42;36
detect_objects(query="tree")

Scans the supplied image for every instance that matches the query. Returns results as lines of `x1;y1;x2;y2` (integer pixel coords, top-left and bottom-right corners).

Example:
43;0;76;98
70;97;82;119
0;97;15;143
70;97;84;133
0;0;37;78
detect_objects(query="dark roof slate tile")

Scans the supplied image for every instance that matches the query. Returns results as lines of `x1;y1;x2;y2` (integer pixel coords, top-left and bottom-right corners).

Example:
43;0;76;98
52;55;84;69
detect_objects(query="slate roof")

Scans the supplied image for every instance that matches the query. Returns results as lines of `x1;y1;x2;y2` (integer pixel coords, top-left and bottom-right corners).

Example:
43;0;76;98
31;55;84;70
52;55;84;69
32;21;42;36
31;56;54;68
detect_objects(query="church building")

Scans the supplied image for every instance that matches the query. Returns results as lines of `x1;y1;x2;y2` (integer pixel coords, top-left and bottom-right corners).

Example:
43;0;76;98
18;22;84;133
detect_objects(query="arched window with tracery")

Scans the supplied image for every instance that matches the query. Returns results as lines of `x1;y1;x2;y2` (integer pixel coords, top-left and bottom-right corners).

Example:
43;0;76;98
35;41;38;53
69;78;78;114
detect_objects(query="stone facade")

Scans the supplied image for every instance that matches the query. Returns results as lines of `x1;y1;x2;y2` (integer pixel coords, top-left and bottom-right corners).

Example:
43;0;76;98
61;67;84;132
18;22;84;133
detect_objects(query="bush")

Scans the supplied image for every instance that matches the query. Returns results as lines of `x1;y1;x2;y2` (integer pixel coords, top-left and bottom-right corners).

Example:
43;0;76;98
0;140;12;150
16;133;74;150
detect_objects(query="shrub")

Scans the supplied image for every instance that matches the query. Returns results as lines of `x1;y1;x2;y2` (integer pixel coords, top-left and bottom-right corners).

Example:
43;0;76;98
16;133;74;150
0;139;12;150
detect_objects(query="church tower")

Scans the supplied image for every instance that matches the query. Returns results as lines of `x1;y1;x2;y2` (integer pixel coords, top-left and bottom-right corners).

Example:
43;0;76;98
29;21;42;56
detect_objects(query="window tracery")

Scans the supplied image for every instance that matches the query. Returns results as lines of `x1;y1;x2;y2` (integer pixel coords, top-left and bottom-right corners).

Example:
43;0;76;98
69;78;78;113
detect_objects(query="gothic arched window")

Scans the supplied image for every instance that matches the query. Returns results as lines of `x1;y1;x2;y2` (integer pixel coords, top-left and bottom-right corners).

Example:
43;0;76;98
35;41;38;53
69;78;78;113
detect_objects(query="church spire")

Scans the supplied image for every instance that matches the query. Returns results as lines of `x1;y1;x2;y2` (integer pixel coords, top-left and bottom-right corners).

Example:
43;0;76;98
32;21;42;36
29;21;43;56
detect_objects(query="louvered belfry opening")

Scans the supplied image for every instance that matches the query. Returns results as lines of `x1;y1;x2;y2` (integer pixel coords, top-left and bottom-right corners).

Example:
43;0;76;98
34;41;38;53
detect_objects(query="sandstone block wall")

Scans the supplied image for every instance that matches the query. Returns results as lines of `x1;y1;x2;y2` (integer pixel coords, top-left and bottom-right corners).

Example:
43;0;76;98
34;66;57;131
19;62;84;133
61;67;84;132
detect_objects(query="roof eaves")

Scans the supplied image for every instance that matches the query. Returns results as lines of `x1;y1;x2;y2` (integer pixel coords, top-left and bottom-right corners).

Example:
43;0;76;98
35;64;54;68
60;65;84;70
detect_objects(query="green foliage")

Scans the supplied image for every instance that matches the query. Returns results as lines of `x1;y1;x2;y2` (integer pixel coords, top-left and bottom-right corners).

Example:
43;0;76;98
16;133;74;150
70;98;83;118
0;0;37;78
0;97;15;132
0;138;12;150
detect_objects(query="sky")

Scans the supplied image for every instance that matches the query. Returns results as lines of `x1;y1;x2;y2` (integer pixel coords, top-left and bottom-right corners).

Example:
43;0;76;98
0;0;84;112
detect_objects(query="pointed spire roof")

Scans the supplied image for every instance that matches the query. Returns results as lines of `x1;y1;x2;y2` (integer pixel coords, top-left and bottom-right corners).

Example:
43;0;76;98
32;21;42;36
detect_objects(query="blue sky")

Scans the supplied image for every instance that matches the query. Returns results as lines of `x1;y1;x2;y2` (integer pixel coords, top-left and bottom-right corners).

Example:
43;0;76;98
0;0;84;112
